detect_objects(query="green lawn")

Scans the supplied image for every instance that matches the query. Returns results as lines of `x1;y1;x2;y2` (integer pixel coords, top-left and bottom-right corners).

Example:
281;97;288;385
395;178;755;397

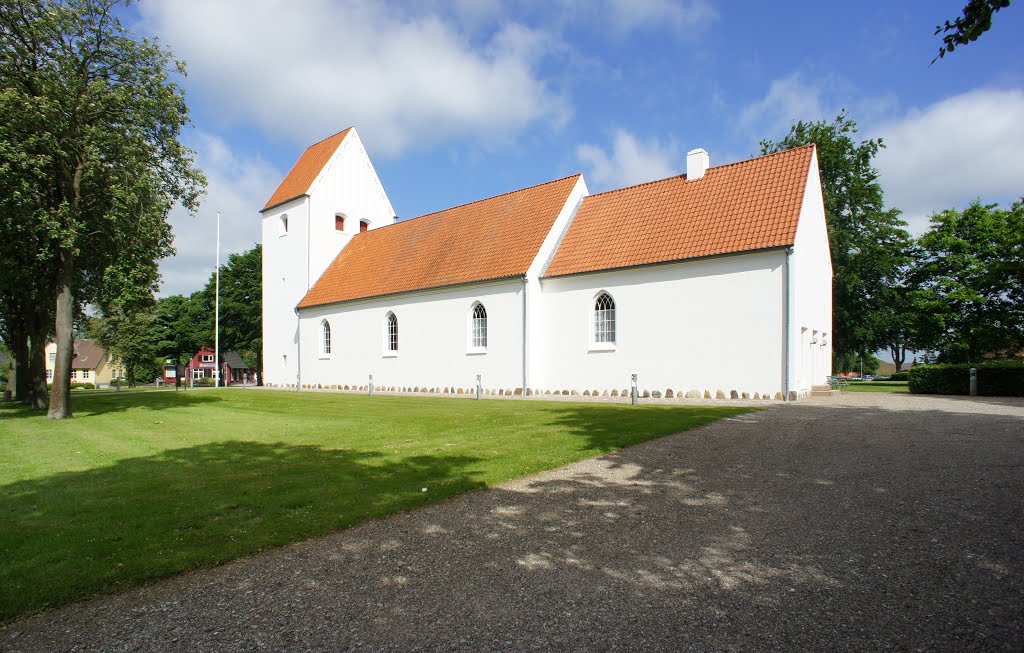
845;380;910;393
0;390;752;619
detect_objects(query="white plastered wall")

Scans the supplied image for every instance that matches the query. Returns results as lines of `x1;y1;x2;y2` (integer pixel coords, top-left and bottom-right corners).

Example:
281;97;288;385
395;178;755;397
297;279;525;392
524;175;589;390
261;128;396;388
538;251;788;397
261;195;308;388
788;149;833;393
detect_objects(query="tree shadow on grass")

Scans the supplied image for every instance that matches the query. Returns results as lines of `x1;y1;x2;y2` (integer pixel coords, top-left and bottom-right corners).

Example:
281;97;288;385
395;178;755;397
532;402;757;455
0;440;485;620
0;391;224;420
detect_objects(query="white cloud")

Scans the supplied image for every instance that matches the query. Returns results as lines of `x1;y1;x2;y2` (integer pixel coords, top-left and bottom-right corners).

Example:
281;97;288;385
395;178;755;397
738;73;897;140
738;73;829;137
157;131;282;297
602;0;717;36
138;0;569;156
873;88;1024;233
577;130;678;190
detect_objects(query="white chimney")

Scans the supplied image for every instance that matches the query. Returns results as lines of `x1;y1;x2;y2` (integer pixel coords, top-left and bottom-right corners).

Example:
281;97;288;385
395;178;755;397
686;148;709;180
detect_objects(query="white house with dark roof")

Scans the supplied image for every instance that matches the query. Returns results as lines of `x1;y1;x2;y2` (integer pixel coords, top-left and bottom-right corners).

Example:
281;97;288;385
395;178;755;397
262;128;832;400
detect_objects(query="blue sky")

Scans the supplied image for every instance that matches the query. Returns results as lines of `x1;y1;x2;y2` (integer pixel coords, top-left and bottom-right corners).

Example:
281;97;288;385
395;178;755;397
130;0;1024;297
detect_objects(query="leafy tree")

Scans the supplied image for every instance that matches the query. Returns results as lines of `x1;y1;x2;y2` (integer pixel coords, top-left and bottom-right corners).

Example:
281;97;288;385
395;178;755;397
96;308;159;387
869;270;947;372
915;200;1024;361
933;0;1012;63
0;0;205;418
761;112;913;366
152;294;200;386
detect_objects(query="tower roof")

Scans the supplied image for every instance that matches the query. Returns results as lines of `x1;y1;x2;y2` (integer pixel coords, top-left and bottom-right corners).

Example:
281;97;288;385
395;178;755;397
262;128;352;211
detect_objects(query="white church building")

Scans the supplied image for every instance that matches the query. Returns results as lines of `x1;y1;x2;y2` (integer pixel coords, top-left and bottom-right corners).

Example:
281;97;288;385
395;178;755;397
261;127;832;400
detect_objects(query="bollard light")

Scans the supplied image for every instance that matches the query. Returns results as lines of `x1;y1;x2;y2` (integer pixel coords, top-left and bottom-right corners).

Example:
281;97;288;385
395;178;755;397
369;374;374;396
476;374;482;400
631;373;638;406
969;367;977;397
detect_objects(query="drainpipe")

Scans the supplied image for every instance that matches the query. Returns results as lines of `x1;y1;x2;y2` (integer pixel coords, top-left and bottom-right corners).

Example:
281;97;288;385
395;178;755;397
294;307;301;391
783;247;793;400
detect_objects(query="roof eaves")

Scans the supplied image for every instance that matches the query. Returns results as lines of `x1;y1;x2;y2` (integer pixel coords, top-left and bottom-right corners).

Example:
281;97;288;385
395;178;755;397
297;274;527;311
541;245;793;280
260;193;310;214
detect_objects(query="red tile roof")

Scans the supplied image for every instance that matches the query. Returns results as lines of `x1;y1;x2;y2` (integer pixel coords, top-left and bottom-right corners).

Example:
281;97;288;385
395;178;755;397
262;129;352;211
298;175;582;309
543;145;815;278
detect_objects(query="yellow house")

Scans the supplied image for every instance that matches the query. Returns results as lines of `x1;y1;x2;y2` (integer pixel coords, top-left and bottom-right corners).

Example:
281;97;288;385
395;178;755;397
44;339;122;387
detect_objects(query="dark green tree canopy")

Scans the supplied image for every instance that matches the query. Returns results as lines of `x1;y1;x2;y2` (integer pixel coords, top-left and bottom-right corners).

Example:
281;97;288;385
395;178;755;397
915;200;1024;361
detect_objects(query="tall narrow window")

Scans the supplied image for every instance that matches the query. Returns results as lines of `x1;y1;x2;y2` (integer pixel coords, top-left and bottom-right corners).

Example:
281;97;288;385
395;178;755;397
594;292;616;344
335;214;345;231
322;320;332;355
471;303;487;348
279;214;289;236
360;220;369;233
386;312;398;352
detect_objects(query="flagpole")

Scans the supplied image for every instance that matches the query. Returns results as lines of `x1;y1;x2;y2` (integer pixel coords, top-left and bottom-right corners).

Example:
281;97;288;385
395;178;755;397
215;211;221;388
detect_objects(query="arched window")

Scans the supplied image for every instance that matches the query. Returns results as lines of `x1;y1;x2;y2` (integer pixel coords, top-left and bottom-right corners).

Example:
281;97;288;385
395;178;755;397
594;292;616;343
386;312;398;352
360;219;369;233
335;213;345;231
471;302;487;348
279;213;289;236
321;320;332;356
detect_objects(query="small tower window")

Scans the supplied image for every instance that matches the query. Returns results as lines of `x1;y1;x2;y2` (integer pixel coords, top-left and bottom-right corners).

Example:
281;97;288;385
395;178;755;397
360;220;369;233
335;214;345;231
279;213;289;236
385;312;398;353
594;292;616;344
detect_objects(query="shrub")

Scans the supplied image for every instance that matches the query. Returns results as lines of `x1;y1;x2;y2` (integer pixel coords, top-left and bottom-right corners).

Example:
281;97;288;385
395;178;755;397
193;377;215;387
71;382;95;390
908;361;1024;397
888;371;910;382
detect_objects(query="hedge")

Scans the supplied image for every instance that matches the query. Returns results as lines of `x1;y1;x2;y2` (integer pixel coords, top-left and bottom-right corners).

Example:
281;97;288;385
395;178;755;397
908;362;1024;397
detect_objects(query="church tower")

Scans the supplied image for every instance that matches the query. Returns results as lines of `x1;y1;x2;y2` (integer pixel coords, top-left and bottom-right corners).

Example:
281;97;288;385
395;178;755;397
260;127;395;387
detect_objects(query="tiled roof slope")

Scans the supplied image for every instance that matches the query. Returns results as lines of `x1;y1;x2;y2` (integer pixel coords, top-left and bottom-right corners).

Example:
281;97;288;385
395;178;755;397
262;129;351;211
298;175;582;308
543;145;815;278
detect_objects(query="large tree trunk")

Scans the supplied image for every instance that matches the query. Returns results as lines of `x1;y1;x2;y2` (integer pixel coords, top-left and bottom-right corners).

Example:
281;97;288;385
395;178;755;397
889;344;907;372
27;324;49;410
12;328;29;402
48;252;75;419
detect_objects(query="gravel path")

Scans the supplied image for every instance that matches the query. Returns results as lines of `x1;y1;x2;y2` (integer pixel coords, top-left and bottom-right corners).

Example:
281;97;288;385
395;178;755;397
4;393;1022;651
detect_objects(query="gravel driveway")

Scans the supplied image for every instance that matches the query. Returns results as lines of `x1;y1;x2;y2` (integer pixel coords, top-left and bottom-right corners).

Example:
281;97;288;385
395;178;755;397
4;393;1022;652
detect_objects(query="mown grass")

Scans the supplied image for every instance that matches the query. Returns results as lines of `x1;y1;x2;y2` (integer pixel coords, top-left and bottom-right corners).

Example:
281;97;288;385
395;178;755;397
845;380;910;393
0;390;752;620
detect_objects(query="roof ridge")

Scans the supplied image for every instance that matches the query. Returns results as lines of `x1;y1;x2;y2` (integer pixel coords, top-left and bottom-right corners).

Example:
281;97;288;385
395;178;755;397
359;173;583;234
302;127;353;151
583;143;815;200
